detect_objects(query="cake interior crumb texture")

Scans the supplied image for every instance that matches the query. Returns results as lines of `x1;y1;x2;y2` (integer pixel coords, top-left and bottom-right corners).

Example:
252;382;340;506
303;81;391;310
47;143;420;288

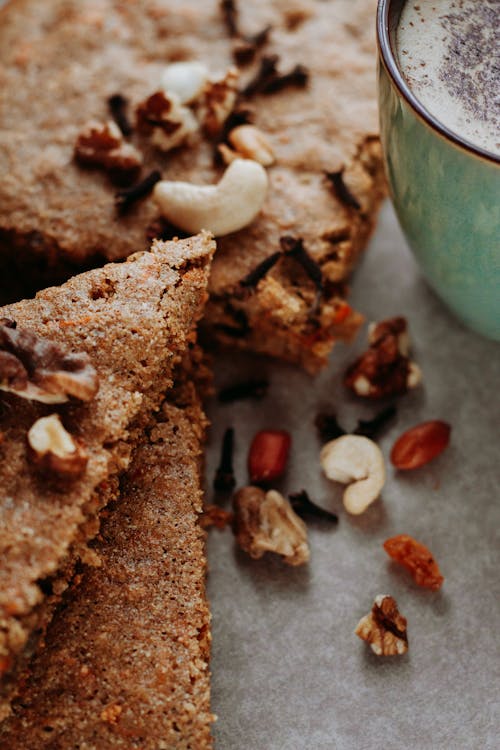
0;357;214;749
0;0;385;371
0;233;214;717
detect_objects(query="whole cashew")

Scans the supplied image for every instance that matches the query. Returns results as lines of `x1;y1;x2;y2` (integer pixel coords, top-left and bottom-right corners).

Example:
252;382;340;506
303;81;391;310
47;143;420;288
320;435;386;514
153;158;269;236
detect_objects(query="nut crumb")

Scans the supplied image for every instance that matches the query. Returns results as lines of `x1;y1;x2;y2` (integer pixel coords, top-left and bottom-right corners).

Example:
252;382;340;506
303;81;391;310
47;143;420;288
232;486;309;566
355;595;408;656
100;703;122;724
200;67;239;136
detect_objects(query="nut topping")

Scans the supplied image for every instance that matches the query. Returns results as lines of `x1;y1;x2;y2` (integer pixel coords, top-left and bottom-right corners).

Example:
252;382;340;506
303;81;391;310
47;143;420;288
355;595;409;656
153;158;268;236
0;322;99;403
161;61;210;104
344;316;422;399
232;486;310;566
200;67;240;136
136;91;199;152
320;435;385;515
74;120;142;182
227;125;275;165
28;414;88;478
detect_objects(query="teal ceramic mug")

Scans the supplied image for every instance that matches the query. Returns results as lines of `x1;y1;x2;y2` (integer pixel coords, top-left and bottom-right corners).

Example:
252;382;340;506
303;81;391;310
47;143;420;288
376;0;500;340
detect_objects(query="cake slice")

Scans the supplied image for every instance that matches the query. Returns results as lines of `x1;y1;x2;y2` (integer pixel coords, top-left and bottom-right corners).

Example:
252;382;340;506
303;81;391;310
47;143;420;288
0;0;385;371
0;233;214;716
0;353;214;748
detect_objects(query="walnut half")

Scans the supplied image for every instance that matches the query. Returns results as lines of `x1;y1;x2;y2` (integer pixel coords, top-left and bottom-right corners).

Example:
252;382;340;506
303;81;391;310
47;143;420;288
28;414;88;479
355;595;408;656
0;321;99;404
232;486;310;566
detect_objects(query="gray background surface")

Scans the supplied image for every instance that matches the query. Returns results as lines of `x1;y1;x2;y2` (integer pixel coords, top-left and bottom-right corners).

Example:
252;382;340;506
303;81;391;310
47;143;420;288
205;201;500;750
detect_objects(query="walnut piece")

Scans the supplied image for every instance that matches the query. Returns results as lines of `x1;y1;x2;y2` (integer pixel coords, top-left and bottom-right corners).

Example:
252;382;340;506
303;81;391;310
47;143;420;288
28;414;88;478
232;486;309;566
355;595;408;656
0;322;99;403
136;91;198;152
344;316;422;398
74;120;142;182
200;67;240;136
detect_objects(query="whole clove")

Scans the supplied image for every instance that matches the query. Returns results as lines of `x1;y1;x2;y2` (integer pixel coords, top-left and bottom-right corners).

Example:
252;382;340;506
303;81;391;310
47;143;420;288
325;168;361;210
289;490;339;522
239;251;282;288
280;236;323;292
218;379;269;403
315;412;346;443
115;170;162;214
354;405;397;440
107;94;133;137
213;427;236;492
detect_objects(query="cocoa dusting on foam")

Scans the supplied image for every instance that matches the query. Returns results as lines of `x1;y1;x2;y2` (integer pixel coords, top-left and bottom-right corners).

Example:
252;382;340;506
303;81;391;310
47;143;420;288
397;0;500;156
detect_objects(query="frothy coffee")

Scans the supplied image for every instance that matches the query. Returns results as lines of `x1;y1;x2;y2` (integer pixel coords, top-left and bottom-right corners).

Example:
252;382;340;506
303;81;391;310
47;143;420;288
396;0;500;156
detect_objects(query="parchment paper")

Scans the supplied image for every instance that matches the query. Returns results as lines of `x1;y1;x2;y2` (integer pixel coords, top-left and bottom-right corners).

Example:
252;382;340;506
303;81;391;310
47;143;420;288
205;202;500;750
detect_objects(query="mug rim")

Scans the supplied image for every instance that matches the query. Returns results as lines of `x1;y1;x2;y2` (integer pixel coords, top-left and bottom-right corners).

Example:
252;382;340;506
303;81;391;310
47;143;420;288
376;0;500;166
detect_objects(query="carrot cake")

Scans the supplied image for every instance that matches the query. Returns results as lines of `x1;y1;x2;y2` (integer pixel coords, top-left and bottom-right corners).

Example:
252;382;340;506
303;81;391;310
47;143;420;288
0;0;385;371
0;233;214;717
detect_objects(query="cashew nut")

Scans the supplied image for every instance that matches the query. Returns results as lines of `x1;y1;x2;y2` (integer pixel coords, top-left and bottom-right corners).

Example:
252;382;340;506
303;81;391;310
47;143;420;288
153;158;268;236
161;61;209;104
320;435;385;514
28;414;88;478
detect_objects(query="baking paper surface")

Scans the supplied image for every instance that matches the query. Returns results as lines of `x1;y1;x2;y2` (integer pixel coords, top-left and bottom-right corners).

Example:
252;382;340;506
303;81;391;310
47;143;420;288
205;202;500;750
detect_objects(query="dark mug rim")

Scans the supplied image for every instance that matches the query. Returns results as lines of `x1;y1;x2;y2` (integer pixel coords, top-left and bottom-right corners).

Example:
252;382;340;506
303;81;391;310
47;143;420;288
376;0;500;166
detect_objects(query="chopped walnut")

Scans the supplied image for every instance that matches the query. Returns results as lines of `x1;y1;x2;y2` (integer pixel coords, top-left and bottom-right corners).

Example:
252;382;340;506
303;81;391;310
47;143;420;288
200;504;233;530
0;322;99;403
344;316;422;398
74;120;142;182
355;595;408;656
199;67;240;136
27;414;88;479
232;486;309;566
136;90;199;152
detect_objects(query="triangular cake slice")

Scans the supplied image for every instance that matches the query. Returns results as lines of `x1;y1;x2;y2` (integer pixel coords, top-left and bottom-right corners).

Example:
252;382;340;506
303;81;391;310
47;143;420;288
1;352;214;748
0;233;214;715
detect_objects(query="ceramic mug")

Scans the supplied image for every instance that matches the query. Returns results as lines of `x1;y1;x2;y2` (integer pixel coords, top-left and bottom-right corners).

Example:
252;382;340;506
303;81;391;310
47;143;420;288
376;0;500;340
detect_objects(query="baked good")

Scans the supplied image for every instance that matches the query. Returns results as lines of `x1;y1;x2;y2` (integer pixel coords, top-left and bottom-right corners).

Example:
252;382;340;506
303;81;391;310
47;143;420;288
0;233;214;717
0;0;385;371
0;355;214;748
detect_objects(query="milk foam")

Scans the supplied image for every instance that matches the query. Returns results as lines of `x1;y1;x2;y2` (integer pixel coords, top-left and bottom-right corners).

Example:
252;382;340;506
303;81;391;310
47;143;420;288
397;0;500;156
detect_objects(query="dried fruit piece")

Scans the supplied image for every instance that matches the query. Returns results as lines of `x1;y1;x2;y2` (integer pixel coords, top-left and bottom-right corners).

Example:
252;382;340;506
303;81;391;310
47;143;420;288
200;504;233;530
383;534;444;590
391;420;451;470
248;429;291;484
355;595;408;656
232;486;309;566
